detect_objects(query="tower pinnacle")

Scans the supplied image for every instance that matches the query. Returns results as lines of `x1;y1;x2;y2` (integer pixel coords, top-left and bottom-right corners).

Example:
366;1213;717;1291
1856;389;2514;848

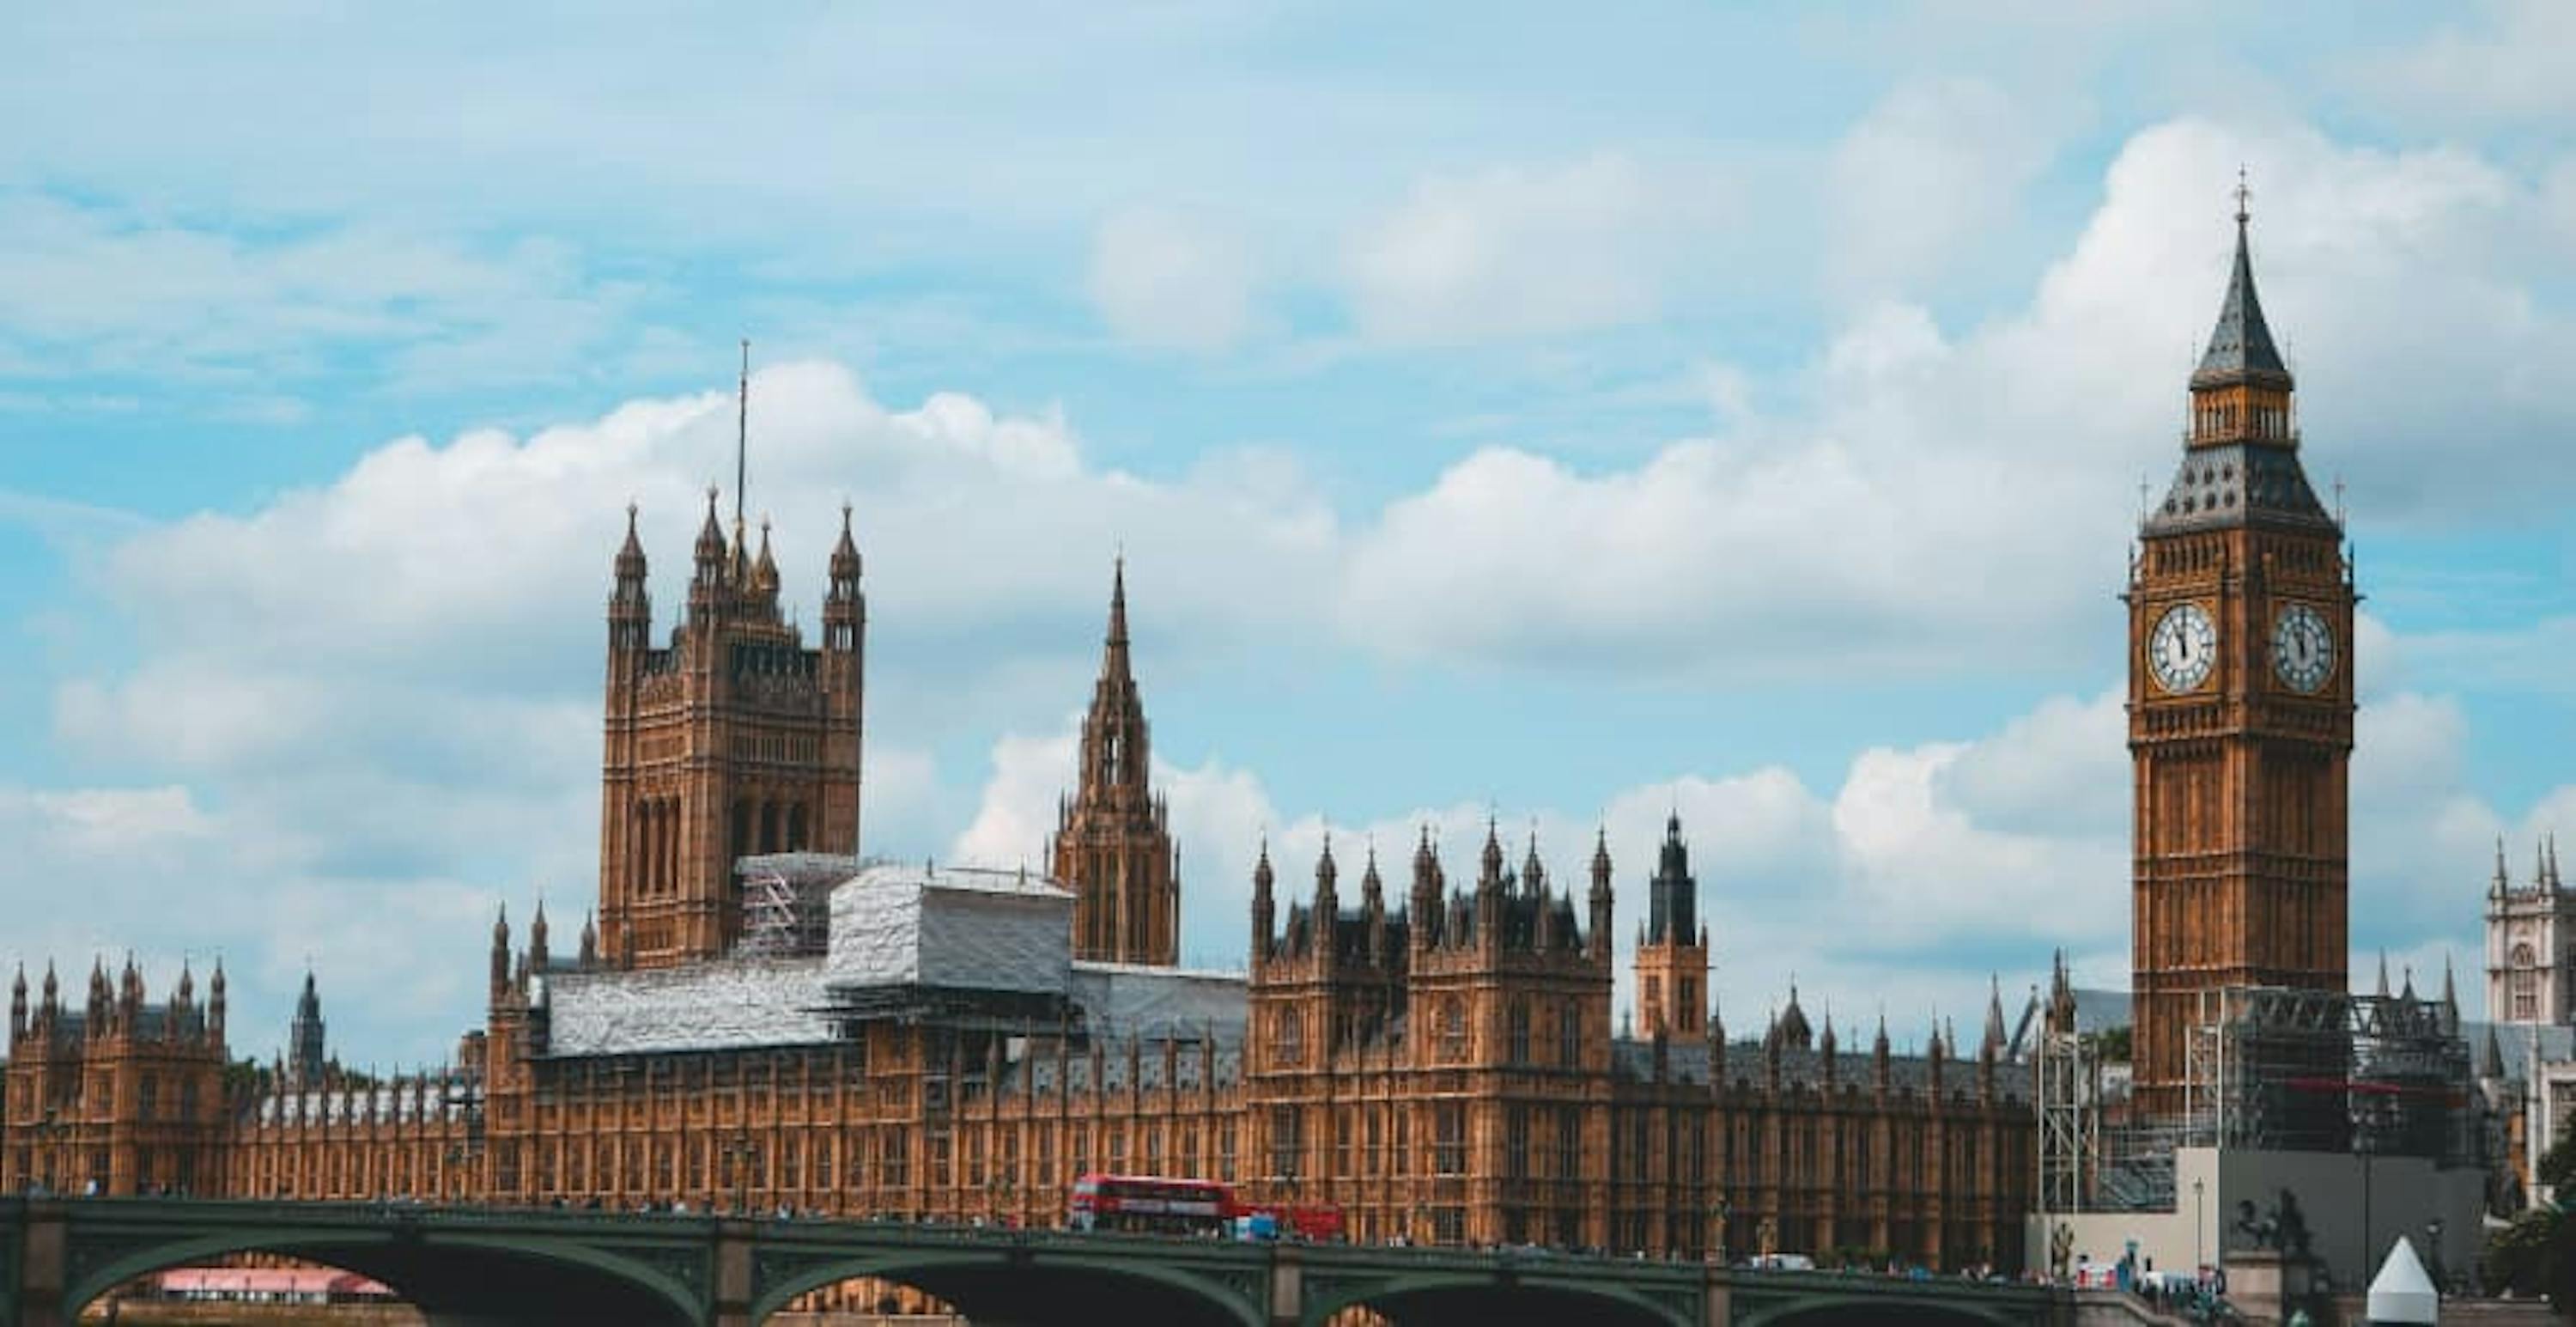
1056;556;1179;965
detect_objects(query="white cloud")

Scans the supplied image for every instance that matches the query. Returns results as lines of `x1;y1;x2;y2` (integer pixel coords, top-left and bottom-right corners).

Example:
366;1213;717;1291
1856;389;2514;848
1826;76;2065;299
1334;117;2576;679
1342;154;1740;344
36;361;1343;1058
0;193;642;393
2355;0;2576;125
1086;207;1257;352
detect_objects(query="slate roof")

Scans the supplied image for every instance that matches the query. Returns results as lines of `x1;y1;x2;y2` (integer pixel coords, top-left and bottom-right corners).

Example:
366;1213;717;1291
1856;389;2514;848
2142;441;2337;537
2192;216;2293;392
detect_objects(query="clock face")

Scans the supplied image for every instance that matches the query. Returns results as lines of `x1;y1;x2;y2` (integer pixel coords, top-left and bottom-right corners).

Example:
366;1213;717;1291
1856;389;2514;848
2148;602;2217;693
2271;603;2336;693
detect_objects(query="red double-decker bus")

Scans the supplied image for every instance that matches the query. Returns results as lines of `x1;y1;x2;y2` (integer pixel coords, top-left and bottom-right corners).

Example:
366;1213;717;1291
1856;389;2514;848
1067;1173;1236;1235
1236;1201;1345;1242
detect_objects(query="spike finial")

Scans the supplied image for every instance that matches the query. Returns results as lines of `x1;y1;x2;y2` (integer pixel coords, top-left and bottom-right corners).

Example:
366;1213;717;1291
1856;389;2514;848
735;338;750;534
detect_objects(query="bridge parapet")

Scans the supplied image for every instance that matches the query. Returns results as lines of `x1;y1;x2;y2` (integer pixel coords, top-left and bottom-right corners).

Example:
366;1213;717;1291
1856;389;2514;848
0;1199;2074;1327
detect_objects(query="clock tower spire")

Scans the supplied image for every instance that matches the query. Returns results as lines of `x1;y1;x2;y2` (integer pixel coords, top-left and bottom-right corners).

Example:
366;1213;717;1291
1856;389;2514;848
2128;189;2356;1128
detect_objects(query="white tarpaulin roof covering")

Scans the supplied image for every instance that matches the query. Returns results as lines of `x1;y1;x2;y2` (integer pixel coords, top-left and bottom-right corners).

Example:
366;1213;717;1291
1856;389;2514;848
1070;962;1246;1040
827;862;1072;995
2366;1236;2437;1324
542;958;833;1056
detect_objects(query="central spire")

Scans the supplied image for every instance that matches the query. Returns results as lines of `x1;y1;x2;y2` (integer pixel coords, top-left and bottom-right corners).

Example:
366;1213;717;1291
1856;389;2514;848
1103;553;1130;680
2193;174;2292;392
1054;554;1180;966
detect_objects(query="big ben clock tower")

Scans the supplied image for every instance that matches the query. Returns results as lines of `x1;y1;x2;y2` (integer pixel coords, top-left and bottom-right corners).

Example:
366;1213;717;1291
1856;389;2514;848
2129;188;2356;1125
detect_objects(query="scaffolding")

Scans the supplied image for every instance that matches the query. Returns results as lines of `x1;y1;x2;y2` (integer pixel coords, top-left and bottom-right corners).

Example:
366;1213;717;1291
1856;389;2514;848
2186;985;2357;1154
2046;983;2477;1214
2036;957;2102;1216
734;853;868;958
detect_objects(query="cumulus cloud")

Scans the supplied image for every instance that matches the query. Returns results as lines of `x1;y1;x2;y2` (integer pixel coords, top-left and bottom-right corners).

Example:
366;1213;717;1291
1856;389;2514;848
947;688;2119;1032
19;111;2570;1066
2354;0;2576;126
1826;76;2066;299
1086;207;1257;352
39;362;1335;1058
1335;118;2576;679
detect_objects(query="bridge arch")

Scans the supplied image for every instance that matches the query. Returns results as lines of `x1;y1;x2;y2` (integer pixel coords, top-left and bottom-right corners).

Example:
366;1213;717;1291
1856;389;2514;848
748;1245;1265;1327
1304;1271;1694;1327
64;1220;703;1326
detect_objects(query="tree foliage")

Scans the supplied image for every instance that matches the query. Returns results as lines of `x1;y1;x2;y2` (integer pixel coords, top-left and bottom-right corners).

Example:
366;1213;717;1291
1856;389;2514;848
2481;1204;2575;1318
2537;1130;2576;1193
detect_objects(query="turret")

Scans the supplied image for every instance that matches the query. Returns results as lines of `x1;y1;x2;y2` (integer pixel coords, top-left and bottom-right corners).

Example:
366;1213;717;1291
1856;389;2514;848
1707;998;1728;1080
289;970;326;1087
86;959;108;1034
489;904;512;1001
1361;845;1388;966
823;502;864;654
689;488;727;619
1313;837;1340;971
118;953;143;1026
1649;811;1696;943
1409;827;1441;950
1475;819;1506;944
749;517;781;605
39;961;58;1024
609;502;650;655
529;899;551;971
1872;1014;1893;1093
1588;827;1614;963
1981;975;2008;1063
2439;955;2460;1033
1249;838;1275;965
1776;981;1813;1050
579;913;598;968
1820;1015;1839;1087
8;964;23;1040
208;960;225;1039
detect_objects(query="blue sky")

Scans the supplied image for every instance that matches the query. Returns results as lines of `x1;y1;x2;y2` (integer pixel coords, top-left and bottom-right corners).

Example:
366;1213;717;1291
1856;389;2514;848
3;1;2572;1064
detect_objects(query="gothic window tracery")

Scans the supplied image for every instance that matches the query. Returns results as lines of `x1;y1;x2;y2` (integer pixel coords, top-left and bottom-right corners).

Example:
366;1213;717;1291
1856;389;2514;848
2511;943;2539;1021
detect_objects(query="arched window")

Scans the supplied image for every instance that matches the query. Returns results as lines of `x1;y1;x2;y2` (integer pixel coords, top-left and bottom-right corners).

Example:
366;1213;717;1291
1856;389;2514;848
1441;997;1468;1062
2511;943;2539;1021
1508;1000;1531;1064
1276;1007;1303;1066
787;803;808;852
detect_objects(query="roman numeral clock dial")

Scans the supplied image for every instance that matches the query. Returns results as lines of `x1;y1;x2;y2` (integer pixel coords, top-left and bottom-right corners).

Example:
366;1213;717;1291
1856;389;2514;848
2271;602;2336;693
2148;601;2217;693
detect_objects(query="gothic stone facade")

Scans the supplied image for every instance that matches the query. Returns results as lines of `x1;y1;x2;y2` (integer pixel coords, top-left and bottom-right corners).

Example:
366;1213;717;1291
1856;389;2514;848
4;465;2033;1275
2129;203;2357;1123
2488;837;2573;1027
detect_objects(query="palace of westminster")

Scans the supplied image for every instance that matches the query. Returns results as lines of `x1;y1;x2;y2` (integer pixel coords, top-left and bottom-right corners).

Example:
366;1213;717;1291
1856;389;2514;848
5;204;2557;1275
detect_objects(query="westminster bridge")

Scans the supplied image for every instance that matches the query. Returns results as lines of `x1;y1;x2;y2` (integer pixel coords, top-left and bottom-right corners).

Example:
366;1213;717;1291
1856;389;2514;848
0;1198;2071;1327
